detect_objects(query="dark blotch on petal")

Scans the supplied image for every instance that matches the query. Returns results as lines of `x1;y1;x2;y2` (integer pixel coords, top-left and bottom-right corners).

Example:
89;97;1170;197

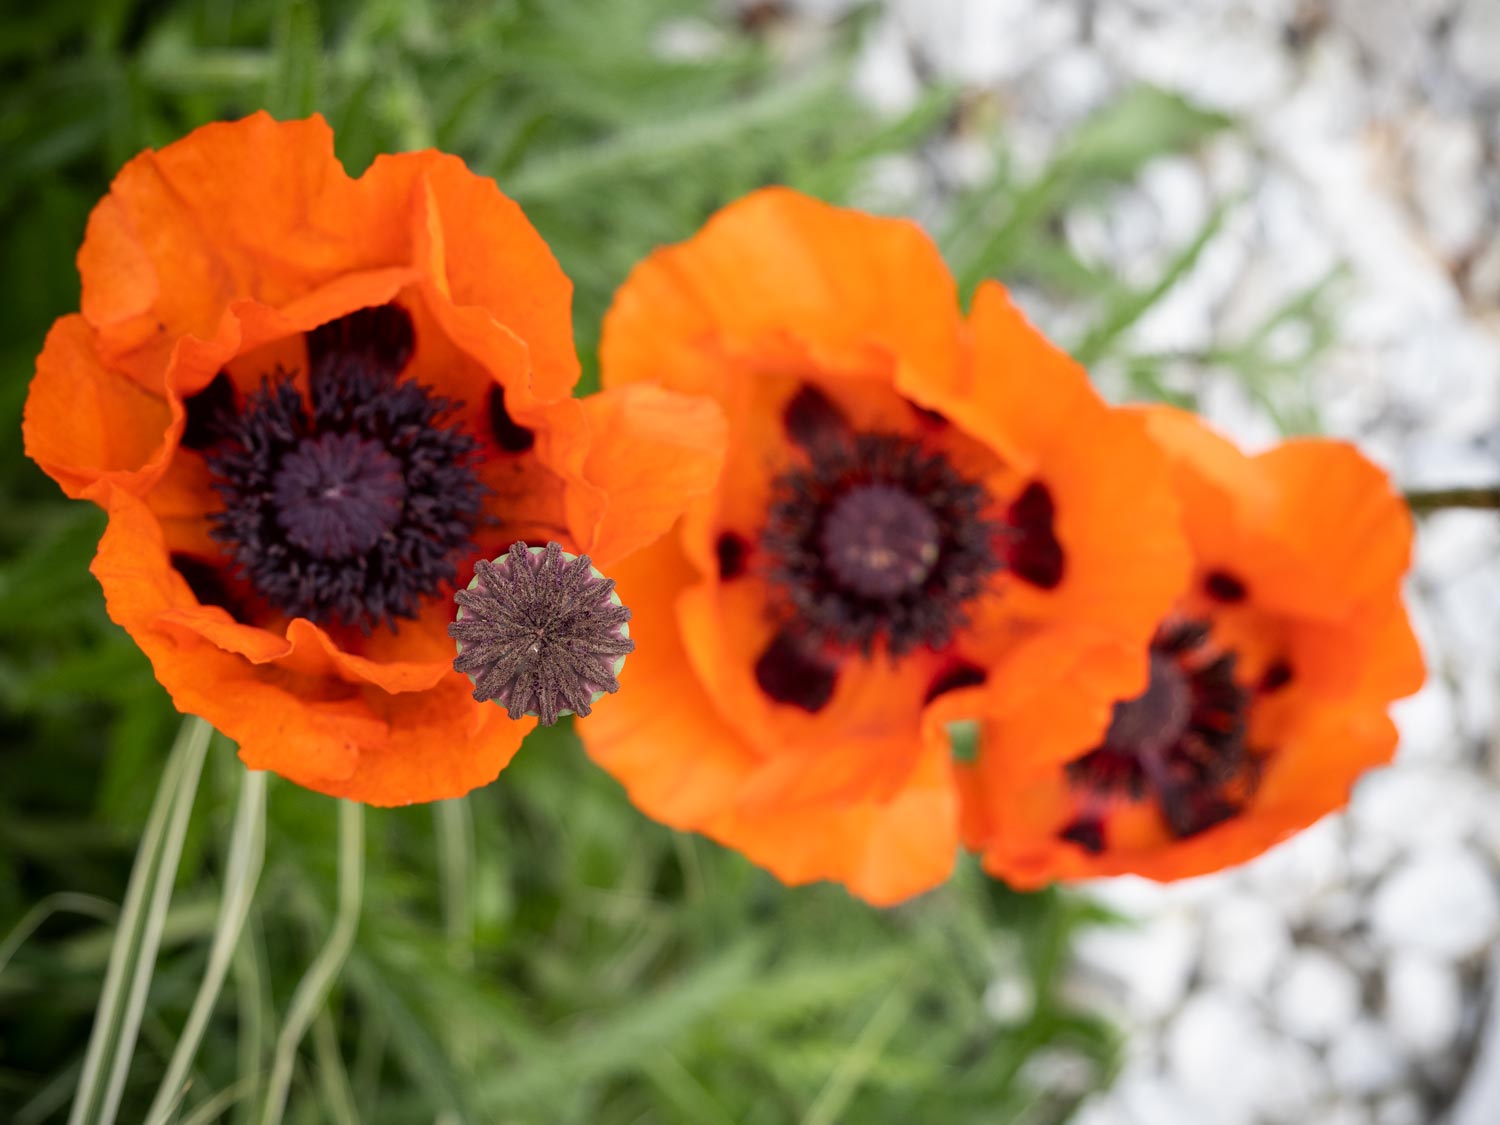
1060;817;1106;855
1204;569;1249;604
180;371;238;451
754;629;838;713
716;531;750;580
171;553;239;615
1006;481;1065;590
488;385;536;454
306;303;415;378
1259;660;1294;694
924;660;988;703
783;385;849;452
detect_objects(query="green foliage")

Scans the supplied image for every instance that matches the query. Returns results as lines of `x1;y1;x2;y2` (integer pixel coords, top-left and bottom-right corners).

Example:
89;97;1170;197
0;0;1330;1120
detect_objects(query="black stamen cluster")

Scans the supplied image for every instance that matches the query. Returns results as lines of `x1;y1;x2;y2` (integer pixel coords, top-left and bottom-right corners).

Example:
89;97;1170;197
761;432;1001;656
449;541;635;726
205;304;485;632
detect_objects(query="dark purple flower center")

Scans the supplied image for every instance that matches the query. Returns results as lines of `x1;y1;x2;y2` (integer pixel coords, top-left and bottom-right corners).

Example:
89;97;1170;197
758;387;1002;663
750;384;1070;712
272;432;408;558
195;303;487;632
820;484;941;599
1061;620;1264;853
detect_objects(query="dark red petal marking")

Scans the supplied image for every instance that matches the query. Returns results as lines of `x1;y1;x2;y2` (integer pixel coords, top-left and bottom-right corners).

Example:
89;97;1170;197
180;371;239;452
782;384;850;452
1204;569;1249;603
306;303;414;377
488;385;537;454
924;661;988;704
1259;660;1294;693
1005;481;1065;590
716;531;750;580
1060;817;1106;855
171;552;240;615
754;629;838;713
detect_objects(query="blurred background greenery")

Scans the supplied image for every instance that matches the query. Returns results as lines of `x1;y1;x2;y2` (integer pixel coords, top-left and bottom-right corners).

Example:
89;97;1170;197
0;1;1332;1121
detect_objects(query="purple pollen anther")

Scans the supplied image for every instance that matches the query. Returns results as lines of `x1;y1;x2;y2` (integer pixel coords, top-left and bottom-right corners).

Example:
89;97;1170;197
449;541;635;727
272;431;407;558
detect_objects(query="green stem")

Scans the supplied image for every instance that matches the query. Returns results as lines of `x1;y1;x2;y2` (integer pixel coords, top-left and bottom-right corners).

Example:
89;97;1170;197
143;770;268;1125
258;800;365;1125
69;715;213;1125
433;798;474;972
1406;486;1500;513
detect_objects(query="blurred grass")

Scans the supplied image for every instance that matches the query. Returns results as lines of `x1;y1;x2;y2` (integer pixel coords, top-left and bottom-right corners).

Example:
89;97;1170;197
0;0;1330;1121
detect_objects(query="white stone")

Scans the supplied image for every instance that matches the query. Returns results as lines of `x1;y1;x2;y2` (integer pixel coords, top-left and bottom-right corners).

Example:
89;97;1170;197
1351;763;1483;846
1370;846;1500;959
1328;1021;1407;1096
1383;952;1463;1056
851;16;923;116
1031;45;1114;123
893;0;1079;87
1165;991;1273;1118
1243;815;1348;919
1200;894;1291;996
1107;1065;1214;1125
1375;1091;1426;1125
1072;909;1199;1020
1255;1038;1331;1123
983;972;1034;1025
1407;113;1486;260
1096;6;1292;112
1450;0;1500;91
1274;948;1363;1044
1388;681;1455;765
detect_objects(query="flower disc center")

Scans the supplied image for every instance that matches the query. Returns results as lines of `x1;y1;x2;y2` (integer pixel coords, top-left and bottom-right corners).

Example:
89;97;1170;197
820;483;941;599
272;431;408;558
1104;650;1192;756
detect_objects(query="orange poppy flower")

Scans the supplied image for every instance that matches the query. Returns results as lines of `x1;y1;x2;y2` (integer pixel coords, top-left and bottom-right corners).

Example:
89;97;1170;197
22;112;724;805
959;407;1425;886
578;187;1191;904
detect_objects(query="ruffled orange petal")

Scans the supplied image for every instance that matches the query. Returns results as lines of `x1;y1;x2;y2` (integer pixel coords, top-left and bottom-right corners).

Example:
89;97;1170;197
706;736;960;906
93;487;527;803
1249;440;1414;622
939;286;1192;644
601;186;963;401
528;384;728;569
23;316;173;501
577;531;762;827
78;112;577;405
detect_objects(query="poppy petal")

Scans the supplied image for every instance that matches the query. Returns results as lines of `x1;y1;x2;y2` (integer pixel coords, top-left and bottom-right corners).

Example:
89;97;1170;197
601;186;963;399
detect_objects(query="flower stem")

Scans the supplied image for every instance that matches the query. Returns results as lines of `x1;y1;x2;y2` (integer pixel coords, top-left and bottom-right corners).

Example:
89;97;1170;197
1406;486;1500;513
69;715;213;1125
258;799;365;1125
143;769;267;1125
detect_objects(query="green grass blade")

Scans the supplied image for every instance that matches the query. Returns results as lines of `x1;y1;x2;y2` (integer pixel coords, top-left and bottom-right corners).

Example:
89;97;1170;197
68;715;212;1125
258;799;365;1125
144;768;267;1125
